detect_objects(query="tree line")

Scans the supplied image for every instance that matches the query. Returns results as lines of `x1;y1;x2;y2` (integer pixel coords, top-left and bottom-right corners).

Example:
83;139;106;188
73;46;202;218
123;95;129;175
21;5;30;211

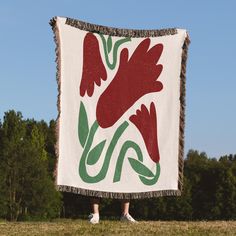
0;110;235;221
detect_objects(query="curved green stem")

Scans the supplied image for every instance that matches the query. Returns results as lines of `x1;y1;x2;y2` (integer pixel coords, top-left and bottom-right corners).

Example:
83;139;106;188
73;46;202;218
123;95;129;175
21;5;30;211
78;121;99;181
113;141;143;182
79;121;129;183
139;163;161;186
99;34;131;70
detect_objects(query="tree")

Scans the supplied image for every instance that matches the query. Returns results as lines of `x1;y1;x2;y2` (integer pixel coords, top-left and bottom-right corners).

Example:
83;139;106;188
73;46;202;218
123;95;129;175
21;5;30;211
184;150;209;219
185;150;236;220
0;119;8;217
218;155;236;219
0;110;62;221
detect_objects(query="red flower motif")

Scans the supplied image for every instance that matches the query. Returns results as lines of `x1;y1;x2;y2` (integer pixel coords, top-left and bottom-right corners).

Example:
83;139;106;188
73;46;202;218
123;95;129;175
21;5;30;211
96;38;163;128
129;102;160;163
80;33;107;97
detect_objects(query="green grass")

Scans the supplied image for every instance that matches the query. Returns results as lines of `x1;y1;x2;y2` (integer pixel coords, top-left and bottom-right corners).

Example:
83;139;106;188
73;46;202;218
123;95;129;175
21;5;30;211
0;219;236;235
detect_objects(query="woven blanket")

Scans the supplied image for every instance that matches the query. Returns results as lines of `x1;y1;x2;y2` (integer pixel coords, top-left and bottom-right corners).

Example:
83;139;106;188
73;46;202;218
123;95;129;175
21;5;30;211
50;17;190;199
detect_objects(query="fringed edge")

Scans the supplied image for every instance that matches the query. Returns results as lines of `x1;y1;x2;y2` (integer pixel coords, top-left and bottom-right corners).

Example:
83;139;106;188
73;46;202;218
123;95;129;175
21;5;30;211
50;16;190;199
65;17;177;38
178;33;190;193
49;17;61;185
57;185;181;199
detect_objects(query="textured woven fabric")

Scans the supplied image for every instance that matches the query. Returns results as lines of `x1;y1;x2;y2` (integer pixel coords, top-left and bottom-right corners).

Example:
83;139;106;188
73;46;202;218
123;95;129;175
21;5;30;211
50;16;190;199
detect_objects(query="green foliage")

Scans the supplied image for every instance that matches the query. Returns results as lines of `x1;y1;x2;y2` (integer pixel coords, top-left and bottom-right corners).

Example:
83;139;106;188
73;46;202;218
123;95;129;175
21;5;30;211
0;110;62;221
184;150;236;220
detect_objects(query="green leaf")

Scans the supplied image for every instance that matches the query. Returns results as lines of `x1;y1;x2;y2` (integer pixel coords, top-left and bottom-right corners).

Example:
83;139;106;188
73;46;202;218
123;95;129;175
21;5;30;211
78;102;89;147
107;36;112;54
139;163;161;186
128;158;155;177
87;140;106;165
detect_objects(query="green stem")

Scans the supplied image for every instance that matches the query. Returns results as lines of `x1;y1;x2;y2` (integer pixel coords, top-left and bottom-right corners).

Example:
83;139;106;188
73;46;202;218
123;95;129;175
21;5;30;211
113;141;143;182
79;121;129;183
99;34;131;70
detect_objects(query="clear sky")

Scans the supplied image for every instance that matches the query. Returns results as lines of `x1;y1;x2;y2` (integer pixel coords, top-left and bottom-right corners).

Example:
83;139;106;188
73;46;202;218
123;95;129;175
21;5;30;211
0;0;236;158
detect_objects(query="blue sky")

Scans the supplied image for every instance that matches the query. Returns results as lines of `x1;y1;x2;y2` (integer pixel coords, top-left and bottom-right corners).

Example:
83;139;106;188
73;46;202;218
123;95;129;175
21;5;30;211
0;0;236;158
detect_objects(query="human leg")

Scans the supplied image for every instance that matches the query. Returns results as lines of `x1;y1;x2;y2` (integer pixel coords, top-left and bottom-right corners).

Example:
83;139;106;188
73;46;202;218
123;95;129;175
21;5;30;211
89;197;100;224
121;199;130;215
91;197;100;214
120;199;137;223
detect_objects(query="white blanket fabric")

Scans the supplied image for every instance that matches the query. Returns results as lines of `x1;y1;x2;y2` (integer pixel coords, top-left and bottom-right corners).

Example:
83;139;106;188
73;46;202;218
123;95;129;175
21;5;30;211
51;16;189;198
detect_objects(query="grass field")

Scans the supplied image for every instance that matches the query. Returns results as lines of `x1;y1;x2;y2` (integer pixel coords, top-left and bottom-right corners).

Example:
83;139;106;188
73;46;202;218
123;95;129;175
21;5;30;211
0;219;236;235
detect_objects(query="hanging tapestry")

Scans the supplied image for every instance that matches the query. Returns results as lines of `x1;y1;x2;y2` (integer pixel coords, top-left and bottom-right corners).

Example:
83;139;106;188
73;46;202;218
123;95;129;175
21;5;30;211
50;16;190;199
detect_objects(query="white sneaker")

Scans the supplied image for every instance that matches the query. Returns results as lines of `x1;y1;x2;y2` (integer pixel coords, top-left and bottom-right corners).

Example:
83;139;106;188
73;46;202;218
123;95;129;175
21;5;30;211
88;213;99;224
120;213;137;223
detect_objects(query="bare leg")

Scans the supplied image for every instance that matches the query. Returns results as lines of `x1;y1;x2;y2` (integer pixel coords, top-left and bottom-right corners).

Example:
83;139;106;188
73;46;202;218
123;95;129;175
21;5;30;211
89;197;100;224
121;199;130;215
120;199;136;222
90;197;100;214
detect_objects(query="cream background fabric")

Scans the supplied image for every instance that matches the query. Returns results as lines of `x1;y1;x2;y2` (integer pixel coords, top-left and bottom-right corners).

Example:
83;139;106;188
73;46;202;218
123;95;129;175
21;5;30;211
55;17;187;194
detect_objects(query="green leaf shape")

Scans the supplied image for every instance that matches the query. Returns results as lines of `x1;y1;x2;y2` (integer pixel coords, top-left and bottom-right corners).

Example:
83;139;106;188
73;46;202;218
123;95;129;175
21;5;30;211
78;102;89;147
107;36;112;54
139;163;161;186
128;158;155;178
87;140;106;165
